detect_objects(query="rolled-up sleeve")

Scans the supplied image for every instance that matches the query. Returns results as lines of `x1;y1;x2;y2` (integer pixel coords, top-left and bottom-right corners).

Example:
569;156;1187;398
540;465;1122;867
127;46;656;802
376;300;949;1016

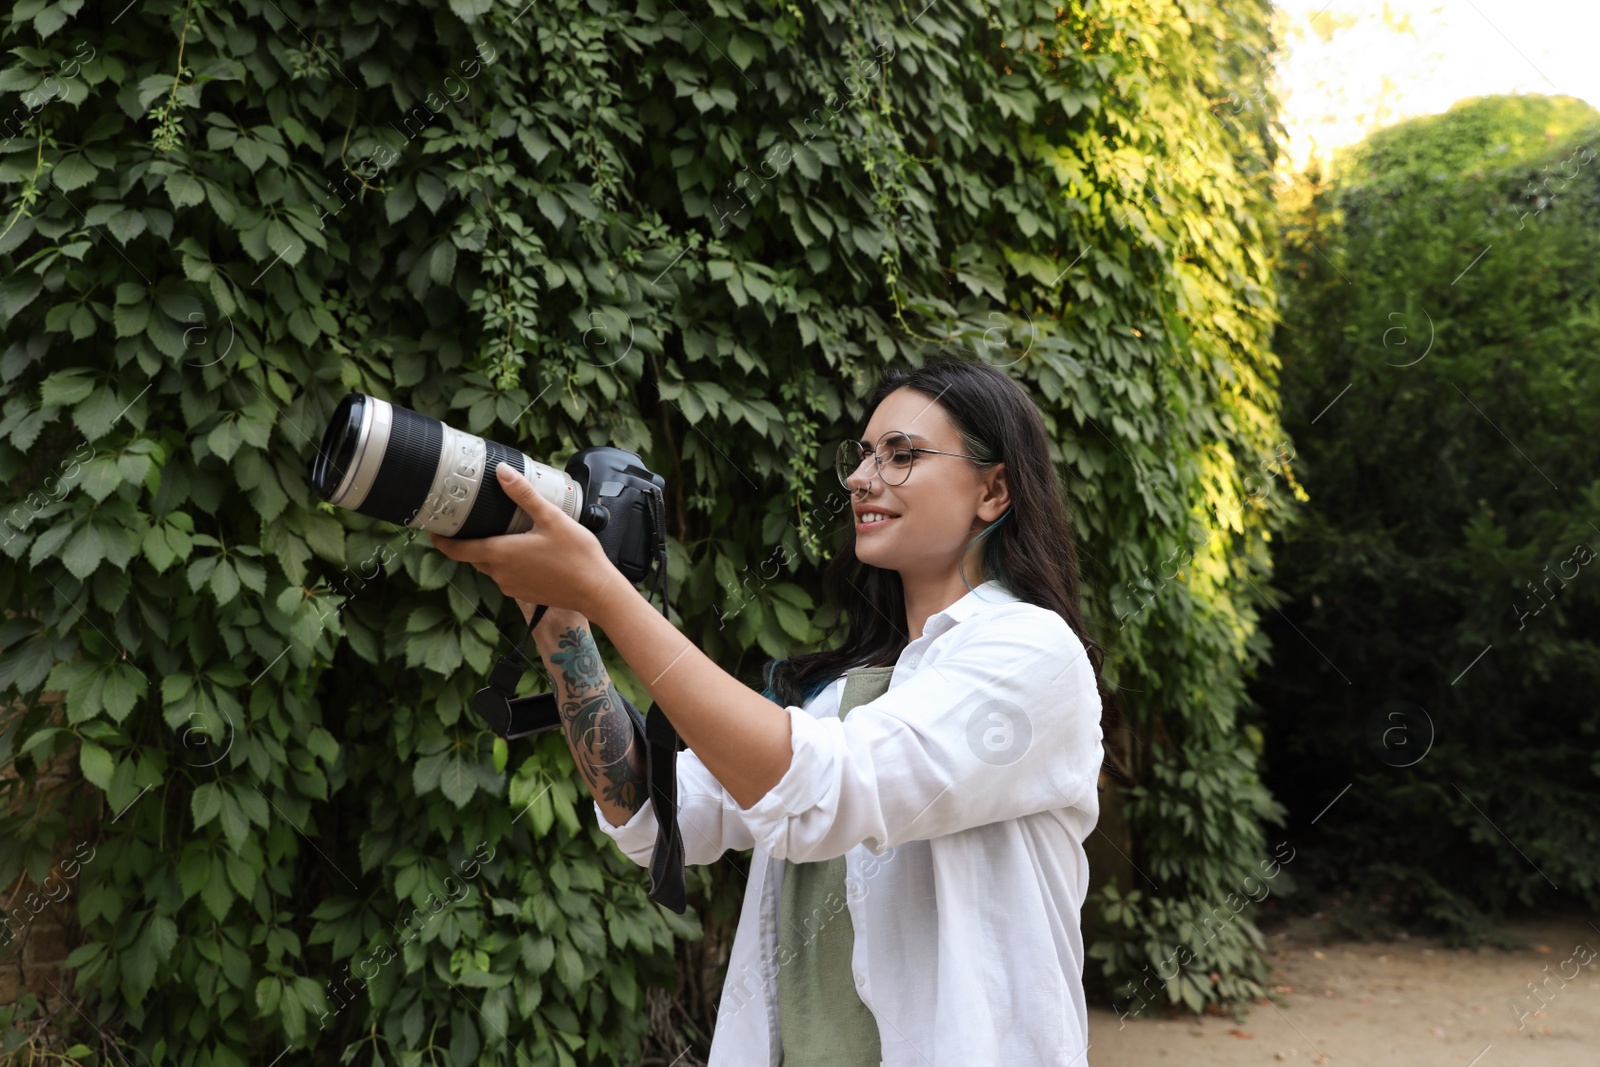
739;605;1103;863
594;746;758;867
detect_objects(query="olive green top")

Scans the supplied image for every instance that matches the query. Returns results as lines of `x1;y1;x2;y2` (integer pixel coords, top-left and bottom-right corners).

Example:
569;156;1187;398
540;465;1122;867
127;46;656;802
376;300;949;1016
777;665;893;1066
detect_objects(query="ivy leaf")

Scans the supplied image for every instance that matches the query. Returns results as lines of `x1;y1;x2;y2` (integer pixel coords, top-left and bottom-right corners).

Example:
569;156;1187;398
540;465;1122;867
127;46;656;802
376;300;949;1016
210;560;241;606
34;4;69;37
68;304;97;339
142;527;176;575
553;941;584;990
234;557;267;595
415;630;462;675
107;758;141;816
145;311;187;358
107;210;147;245
286;308;319;346
402;996;425;1046
201;856;233;920
74;384;130;440
61;523;106;579
78;457;121;501
428;241;457;285
28;524;75;572
207;419;243;461
518;127;551;164
303;514;344;563
218;790;249;850
137;74;173;112
114;300;150;338
256;976;282;1017
41;370;96;407
280;977;311;1041
179;845;210;899
0;275;44;320
536;191;566;228
385;178;417;223
186;555;218;593
116;452;153;486
447;0;493;23
225;852;256;899
123;913;178;1006
233;137;268;172
266;218;306;267
80;741;113;790
191;782;222;829
792;144;822;180
416;172;447;213
439;750;477;808
771;599;811;641
101;662;147;723
726;35;756;70
235;786;269;828
413;749;447;795
51;154;99;192
165;173;206;209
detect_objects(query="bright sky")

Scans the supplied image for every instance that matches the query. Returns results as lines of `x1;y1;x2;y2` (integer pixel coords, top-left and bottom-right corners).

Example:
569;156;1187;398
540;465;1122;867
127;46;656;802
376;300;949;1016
1272;0;1600;170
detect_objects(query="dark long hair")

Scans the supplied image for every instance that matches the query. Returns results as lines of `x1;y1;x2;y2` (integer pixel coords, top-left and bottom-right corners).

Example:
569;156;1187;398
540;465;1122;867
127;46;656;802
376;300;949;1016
762;355;1122;761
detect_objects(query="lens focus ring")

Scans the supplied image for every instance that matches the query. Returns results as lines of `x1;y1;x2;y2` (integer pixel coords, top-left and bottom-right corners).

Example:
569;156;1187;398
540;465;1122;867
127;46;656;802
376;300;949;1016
454;440;529;538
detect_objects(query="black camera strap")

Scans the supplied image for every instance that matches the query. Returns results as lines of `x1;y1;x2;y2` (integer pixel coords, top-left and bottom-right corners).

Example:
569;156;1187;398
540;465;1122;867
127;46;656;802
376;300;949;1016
471;504;686;914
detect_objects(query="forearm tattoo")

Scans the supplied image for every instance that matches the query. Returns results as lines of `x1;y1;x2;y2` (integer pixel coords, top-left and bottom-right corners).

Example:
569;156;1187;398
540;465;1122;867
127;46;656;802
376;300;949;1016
547;626;648;815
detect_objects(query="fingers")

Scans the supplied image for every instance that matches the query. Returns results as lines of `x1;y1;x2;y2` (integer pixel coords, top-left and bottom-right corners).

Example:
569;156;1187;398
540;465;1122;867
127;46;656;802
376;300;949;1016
428;531;497;563
495;463;553;518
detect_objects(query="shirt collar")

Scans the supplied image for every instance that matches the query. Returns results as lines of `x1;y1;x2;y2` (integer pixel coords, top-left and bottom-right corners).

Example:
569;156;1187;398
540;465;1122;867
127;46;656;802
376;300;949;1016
919;579;1020;641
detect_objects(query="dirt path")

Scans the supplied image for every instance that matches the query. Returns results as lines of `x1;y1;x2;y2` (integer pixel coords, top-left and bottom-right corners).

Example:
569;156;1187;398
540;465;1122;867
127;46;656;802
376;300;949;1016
1087;913;1600;1067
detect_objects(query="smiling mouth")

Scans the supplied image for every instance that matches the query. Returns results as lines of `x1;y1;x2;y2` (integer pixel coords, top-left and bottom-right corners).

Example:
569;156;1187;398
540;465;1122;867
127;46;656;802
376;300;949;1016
856;513;900;528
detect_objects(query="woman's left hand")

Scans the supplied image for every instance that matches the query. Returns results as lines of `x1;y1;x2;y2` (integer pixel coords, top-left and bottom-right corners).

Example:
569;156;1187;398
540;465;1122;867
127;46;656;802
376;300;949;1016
429;464;621;617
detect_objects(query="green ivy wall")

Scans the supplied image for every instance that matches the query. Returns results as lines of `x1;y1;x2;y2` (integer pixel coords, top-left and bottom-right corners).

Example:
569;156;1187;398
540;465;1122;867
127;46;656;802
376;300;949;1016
0;0;1290;1061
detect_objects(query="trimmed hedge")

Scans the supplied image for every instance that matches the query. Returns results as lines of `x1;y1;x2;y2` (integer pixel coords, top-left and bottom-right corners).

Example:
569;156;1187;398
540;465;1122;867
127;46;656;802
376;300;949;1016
1265;94;1600;942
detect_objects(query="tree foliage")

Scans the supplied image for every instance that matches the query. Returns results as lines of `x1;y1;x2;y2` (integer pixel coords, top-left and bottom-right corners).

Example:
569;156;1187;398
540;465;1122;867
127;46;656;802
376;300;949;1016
0;0;1289;1061
1264;94;1600;943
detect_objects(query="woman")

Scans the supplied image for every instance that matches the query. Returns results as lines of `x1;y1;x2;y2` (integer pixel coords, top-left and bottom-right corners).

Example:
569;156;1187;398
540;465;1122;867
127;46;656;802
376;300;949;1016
431;356;1114;1066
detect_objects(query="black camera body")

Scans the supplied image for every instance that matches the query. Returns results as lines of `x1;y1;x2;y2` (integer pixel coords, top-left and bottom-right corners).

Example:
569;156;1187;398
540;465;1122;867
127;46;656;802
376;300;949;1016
564;446;666;585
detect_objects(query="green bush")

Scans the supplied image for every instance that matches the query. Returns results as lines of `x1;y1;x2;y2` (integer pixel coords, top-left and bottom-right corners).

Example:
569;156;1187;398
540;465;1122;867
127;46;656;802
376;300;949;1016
1264;94;1600;942
0;0;1290;1060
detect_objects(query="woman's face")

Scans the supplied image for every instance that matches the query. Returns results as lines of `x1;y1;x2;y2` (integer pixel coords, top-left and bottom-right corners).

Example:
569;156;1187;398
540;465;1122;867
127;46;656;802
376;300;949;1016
845;387;1010;580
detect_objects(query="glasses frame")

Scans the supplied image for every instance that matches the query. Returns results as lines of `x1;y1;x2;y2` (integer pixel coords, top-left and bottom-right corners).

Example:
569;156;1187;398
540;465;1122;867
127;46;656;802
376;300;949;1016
836;429;989;489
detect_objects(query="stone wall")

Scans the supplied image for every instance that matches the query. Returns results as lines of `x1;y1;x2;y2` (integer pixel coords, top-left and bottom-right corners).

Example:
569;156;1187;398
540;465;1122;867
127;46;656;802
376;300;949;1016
1;691;89;1037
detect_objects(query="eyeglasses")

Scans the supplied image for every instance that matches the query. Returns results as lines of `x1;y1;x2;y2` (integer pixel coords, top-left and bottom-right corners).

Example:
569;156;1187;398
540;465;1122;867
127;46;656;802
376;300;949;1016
835;430;988;489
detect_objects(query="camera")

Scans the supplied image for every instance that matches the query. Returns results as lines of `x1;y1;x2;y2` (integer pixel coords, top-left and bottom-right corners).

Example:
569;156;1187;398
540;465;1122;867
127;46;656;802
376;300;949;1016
306;392;686;913
308;392;666;584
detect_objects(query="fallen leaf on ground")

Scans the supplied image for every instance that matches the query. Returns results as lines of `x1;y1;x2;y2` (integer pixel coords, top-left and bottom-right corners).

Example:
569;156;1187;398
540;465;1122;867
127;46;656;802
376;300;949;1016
1229;1029;1253;1039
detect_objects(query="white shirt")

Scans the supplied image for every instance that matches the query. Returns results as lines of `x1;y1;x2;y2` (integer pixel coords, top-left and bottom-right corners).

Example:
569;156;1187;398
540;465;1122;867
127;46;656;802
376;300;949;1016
595;579;1103;1066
